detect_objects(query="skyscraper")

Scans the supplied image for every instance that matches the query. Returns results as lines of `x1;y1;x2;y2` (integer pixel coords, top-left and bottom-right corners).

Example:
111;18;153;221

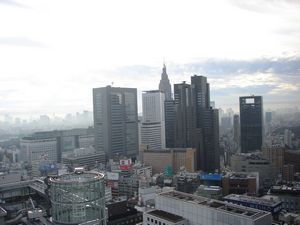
174;76;219;172
191;75;219;172
164;100;176;148
141;90;166;150
159;63;172;100
239;96;263;153
233;114;240;151
159;63;176;148
93;86;138;159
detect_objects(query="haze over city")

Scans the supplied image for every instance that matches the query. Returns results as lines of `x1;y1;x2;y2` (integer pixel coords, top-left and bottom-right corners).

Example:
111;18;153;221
0;0;300;119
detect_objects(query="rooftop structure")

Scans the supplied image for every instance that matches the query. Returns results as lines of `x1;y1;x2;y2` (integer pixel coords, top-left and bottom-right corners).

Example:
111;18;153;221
156;190;272;225
146;210;186;224
224;194;282;214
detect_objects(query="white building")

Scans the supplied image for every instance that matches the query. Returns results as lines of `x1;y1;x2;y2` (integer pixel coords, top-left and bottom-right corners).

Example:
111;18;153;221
141;90;165;150
155;191;272;225
20;137;57;177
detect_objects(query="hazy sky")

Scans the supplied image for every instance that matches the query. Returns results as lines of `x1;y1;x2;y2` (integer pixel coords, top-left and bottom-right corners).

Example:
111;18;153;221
0;0;300;118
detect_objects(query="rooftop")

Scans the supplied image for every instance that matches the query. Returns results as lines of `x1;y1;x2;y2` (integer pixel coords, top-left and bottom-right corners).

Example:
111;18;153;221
159;191;270;219
224;194;281;207
148;210;184;223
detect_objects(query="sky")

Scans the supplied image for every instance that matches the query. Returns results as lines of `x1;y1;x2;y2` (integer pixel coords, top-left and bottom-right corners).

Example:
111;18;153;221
0;0;300;119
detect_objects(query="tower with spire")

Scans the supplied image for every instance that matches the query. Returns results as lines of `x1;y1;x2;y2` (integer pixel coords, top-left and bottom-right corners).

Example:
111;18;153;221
159;63;172;100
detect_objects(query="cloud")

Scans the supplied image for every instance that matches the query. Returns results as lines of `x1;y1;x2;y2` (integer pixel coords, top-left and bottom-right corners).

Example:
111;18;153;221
0;37;45;48
0;0;29;8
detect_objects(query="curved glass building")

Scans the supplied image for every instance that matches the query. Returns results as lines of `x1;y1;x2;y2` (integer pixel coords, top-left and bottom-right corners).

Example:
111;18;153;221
49;170;106;225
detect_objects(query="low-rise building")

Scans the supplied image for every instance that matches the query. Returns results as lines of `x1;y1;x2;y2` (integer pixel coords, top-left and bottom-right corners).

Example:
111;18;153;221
155;191;272;225
223;194;282;214
144;210;187;225
142;148;196;174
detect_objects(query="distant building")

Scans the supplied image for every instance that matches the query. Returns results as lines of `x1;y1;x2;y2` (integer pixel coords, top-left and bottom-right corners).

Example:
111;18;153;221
62;147;106;170
284;150;300;173
265;111;272;125
93;86;138;159
230;153;279;191
159;63;172;101
141;90;165;150
262;145;285;172
21;127;95;163
239;96;263;153
233;114;240;150
142;148;196;174
284;129;293;148
282;164;295;183
155;191;272;225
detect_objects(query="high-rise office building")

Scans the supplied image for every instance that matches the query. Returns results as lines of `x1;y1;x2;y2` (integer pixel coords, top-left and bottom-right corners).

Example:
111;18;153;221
191;75;219;172
174;76;219;172
239;96;263;153
174;82;194;148
93;86;138;159
159;63;172;100
233;114;240;147
141;90;166;150
164;100;176;148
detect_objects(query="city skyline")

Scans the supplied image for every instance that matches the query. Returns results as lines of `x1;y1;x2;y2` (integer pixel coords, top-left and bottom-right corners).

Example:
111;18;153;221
0;0;300;118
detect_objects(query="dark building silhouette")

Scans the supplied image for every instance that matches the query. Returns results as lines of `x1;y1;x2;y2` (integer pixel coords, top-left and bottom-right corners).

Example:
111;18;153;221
93;86;138;159
239;96;263;153
191;75;219;172
164;100;176;148
174;76;219;172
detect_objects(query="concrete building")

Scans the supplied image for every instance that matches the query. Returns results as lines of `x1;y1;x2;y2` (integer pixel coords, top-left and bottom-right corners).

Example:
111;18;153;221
144;210;187;225
269;183;300;212
141;90;165;150
21;127;95;163
231;153;279;191
222;172;259;195
284;150;300;173
239;96;263;153
262;145;285;172
142;148;196;174
283;164;295;183
93;86;138;159
62;147;106;170
155;191;272;225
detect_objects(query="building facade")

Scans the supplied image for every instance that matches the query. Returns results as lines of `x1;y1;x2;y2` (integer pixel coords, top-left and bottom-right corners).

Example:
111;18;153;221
174;76;219;172
142;148;196;174
141;90;165;150
239;96;263;153
93;86;138;159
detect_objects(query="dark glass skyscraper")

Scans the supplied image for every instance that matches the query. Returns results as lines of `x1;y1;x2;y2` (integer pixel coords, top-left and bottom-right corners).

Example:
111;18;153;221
239;96;263;153
174;76;220;172
93;86;138;159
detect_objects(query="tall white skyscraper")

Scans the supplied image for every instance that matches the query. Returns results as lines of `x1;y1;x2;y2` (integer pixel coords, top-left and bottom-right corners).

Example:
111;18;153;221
141;90;166;150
